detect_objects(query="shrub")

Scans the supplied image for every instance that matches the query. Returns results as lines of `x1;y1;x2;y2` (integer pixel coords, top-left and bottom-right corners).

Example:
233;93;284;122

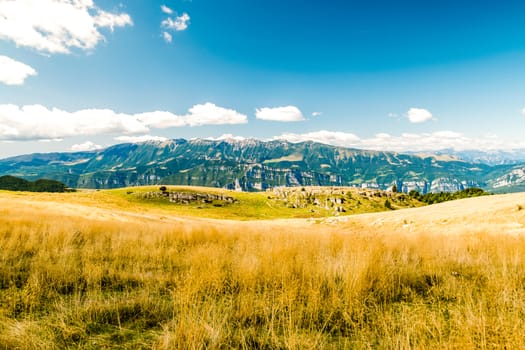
0;175;67;192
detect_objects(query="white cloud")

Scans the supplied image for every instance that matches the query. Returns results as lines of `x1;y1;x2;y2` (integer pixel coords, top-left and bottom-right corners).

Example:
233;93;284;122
0;104;148;141
274;130;360;146
432;131;462;139
163;31;173;43
312;111;322;117
521;108;525;116
0;0;132;54
71;141;102;151
162;13;190;31
256;106;305;122
0;55;36;85
205;134;248;142
39;138;63;142
115;135;169;143
273;130;525;152
93;9;132;31
161;5;174;15
407;108;433;123
0;103;248;141
137;103;247;128
375;133;391;139
134;111;185;129
184;103;248;126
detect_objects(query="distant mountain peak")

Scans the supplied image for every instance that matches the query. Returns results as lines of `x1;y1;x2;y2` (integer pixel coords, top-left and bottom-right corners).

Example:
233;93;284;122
1;139;524;193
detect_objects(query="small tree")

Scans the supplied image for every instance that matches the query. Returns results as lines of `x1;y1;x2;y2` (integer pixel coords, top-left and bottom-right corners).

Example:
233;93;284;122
392;184;398;193
385;199;392;209
159;186;167;192
408;190;420;198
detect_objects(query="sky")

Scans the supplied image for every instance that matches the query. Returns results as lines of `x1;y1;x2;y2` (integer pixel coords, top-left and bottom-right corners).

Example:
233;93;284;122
1;0;525;158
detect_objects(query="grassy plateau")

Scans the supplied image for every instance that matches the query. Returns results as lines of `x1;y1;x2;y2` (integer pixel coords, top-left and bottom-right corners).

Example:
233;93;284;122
1;187;525;348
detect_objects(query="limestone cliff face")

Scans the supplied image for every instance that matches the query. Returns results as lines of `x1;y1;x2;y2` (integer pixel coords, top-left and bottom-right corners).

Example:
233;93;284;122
0;138;523;193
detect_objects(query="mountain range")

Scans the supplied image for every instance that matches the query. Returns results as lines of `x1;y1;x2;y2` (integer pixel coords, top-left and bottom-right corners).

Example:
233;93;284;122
1;138;525;193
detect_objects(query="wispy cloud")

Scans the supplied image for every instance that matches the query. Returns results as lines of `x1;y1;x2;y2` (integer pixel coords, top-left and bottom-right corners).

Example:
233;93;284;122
0;55;36;85
204;134;248;142
162;31;173;43
0;103;247;141
0;0;132;54
161;5;174;15
115;135;169;143
162;13;190;32
273;130;525;152
256;106;305;122
275;130;360;145
71;141;103;151
311;112;322;117
407;108;434;123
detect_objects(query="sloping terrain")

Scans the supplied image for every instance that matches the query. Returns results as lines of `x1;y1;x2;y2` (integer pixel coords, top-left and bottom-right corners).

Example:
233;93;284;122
2;189;525;348
0;185;423;220
326;191;525;237
1;186;524;233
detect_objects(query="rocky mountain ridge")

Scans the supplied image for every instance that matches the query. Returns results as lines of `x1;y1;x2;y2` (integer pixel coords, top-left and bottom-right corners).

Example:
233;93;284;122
1;138;524;193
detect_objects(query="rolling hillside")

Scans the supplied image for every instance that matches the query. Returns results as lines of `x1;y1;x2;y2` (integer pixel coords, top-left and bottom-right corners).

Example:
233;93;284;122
0;185;423;220
1;188;525;348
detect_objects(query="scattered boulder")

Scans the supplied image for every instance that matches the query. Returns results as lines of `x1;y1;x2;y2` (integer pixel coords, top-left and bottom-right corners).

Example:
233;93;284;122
141;191;238;206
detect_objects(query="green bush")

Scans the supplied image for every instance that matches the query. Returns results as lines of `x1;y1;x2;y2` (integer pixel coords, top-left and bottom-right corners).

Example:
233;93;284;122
409;188;489;205
0;175;67;192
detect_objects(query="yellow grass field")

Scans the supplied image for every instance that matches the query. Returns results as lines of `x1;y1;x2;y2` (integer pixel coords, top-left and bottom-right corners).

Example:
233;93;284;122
1;188;525;348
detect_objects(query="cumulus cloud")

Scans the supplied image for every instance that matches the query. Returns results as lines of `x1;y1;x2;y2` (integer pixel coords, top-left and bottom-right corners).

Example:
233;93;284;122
273;130;525;152
184;103;248;126
0;104;147;141
162;31;173;43
71;141;102;151
0;0;132;54
162;13;190;31
256;106;305;122
115;135;169;143
137;103;248;128
407;108;433;123
161;5;174;15
0;55;36;85
134;111;185;129
0;103;248;141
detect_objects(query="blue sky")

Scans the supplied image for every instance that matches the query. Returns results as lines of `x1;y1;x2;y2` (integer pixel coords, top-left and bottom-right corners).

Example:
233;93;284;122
1;0;525;158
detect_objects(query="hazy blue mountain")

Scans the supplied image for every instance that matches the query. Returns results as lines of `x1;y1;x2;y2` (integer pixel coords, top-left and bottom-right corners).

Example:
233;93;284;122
1;138;524;193
408;149;525;165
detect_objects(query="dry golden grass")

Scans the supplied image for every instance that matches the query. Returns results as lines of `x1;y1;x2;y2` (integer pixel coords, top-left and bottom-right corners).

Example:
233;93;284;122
1;190;525;348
